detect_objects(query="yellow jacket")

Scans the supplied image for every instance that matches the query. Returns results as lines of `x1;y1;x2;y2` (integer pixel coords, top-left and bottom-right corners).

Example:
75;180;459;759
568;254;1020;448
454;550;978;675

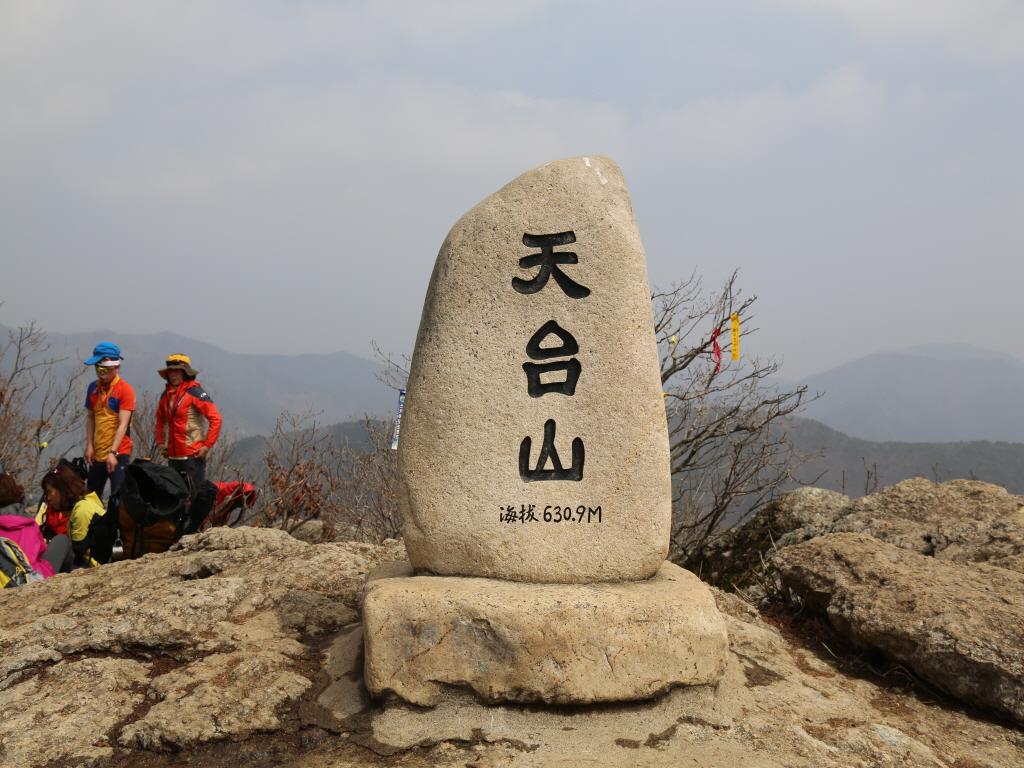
68;492;106;567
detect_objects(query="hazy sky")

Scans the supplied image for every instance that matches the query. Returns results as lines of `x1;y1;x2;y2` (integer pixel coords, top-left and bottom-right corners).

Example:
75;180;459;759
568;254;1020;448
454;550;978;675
2;0;1022;379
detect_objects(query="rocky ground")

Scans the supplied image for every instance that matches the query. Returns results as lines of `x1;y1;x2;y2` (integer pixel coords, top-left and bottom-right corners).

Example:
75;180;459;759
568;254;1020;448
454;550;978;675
697;478;1024;592
2;479;1023;767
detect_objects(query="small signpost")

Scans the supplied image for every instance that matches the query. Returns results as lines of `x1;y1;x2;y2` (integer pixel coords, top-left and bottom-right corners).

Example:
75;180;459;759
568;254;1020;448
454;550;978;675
390;387;405;450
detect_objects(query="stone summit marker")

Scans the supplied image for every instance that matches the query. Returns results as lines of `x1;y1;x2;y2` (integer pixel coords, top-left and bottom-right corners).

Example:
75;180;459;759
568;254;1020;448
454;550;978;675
363;156;728;707
398;155;671;584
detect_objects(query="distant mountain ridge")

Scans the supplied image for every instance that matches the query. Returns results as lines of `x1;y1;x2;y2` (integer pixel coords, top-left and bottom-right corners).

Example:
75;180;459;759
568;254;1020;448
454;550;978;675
1;325;398;437
795;343;1024;443
783;416;1024;496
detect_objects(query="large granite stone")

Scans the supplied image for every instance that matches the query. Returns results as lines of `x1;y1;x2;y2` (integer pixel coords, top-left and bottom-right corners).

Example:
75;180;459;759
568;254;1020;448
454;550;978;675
398;156;671;583
697;478;1024;598
776;533;1024;725
361;560;728;707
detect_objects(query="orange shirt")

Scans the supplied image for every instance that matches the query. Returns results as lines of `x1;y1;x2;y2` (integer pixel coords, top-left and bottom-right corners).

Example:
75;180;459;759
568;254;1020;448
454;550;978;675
86;375;135;456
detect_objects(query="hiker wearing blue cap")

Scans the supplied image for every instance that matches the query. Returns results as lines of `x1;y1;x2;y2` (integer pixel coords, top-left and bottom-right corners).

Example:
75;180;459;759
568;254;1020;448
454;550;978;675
83;342;136;497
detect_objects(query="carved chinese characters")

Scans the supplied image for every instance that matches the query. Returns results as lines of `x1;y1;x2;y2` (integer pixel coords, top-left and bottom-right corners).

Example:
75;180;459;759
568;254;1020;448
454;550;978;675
513;231;591;299
397;156;672;584
518;240;587;481
522;320;581;398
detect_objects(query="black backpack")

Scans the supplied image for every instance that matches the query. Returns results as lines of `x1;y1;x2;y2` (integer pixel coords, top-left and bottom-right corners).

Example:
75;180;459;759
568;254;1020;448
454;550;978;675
121;460;190;530
120;460;218;539
57;456;89;481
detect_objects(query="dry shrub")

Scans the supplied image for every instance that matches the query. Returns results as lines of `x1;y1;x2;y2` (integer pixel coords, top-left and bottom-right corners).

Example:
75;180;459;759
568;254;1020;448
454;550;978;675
654;271;819;567
330;414;399;542
0;320;87;485
222;409;399;543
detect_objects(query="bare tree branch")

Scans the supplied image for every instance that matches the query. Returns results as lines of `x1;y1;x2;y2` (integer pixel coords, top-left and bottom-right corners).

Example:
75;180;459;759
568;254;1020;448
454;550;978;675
218;408;400;543
372;340;410;392
0;319;87;484
654;271;820;567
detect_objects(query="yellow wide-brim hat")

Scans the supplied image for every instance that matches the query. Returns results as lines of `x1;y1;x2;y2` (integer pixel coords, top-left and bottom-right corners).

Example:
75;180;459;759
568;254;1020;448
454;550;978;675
158;353;199;379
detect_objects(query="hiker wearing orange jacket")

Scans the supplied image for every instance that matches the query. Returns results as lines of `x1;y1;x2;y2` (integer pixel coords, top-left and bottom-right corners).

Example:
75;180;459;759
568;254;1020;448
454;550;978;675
155;354;222;495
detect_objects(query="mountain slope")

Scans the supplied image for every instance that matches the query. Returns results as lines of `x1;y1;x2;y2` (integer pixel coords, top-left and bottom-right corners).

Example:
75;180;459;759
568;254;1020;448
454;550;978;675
796;343;1024;443
783;416;1024;496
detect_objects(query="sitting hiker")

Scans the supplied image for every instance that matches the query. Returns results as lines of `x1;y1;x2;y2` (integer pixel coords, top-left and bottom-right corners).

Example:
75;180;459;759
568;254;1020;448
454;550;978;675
38;491;69;541
0;472;72;575
0;472;33;518
40;466;107;567
155;354;222;498
42;458;91;532
37;460;91;539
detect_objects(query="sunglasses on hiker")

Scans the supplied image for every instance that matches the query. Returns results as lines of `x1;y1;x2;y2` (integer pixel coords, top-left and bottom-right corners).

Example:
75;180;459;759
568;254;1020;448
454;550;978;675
95;365;119;374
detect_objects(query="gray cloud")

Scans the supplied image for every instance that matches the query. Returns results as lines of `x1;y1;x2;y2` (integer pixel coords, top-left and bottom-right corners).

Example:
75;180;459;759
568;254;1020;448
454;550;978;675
1;0;1021;380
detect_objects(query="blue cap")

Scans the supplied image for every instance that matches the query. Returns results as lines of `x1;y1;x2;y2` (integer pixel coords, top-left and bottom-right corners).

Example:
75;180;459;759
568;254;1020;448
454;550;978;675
84;342;124;366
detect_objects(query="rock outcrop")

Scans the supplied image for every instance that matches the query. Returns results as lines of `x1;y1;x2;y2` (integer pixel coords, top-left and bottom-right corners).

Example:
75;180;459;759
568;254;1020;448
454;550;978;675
696;486;851;589
695;479;1024;725
0;527;405;766
2;518;1023;767
824;478;1024;568
699;478;1024;592
776;532;1024;726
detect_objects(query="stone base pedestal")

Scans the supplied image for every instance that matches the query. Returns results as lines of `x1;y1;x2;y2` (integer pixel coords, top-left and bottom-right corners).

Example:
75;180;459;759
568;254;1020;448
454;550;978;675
361;561;728;707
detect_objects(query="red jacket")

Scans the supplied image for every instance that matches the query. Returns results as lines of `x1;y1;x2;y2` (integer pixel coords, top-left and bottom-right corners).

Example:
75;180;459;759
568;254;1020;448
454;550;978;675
156;380;222;458
42;508;68;538
208;481;259;527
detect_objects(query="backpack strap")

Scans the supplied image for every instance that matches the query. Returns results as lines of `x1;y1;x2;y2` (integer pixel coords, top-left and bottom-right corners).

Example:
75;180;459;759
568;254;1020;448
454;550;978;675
0;537;36;588
0;540;21;582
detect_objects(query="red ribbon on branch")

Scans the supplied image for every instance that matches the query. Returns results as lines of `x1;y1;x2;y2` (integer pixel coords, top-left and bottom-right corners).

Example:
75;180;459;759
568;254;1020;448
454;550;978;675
711;328;722;374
